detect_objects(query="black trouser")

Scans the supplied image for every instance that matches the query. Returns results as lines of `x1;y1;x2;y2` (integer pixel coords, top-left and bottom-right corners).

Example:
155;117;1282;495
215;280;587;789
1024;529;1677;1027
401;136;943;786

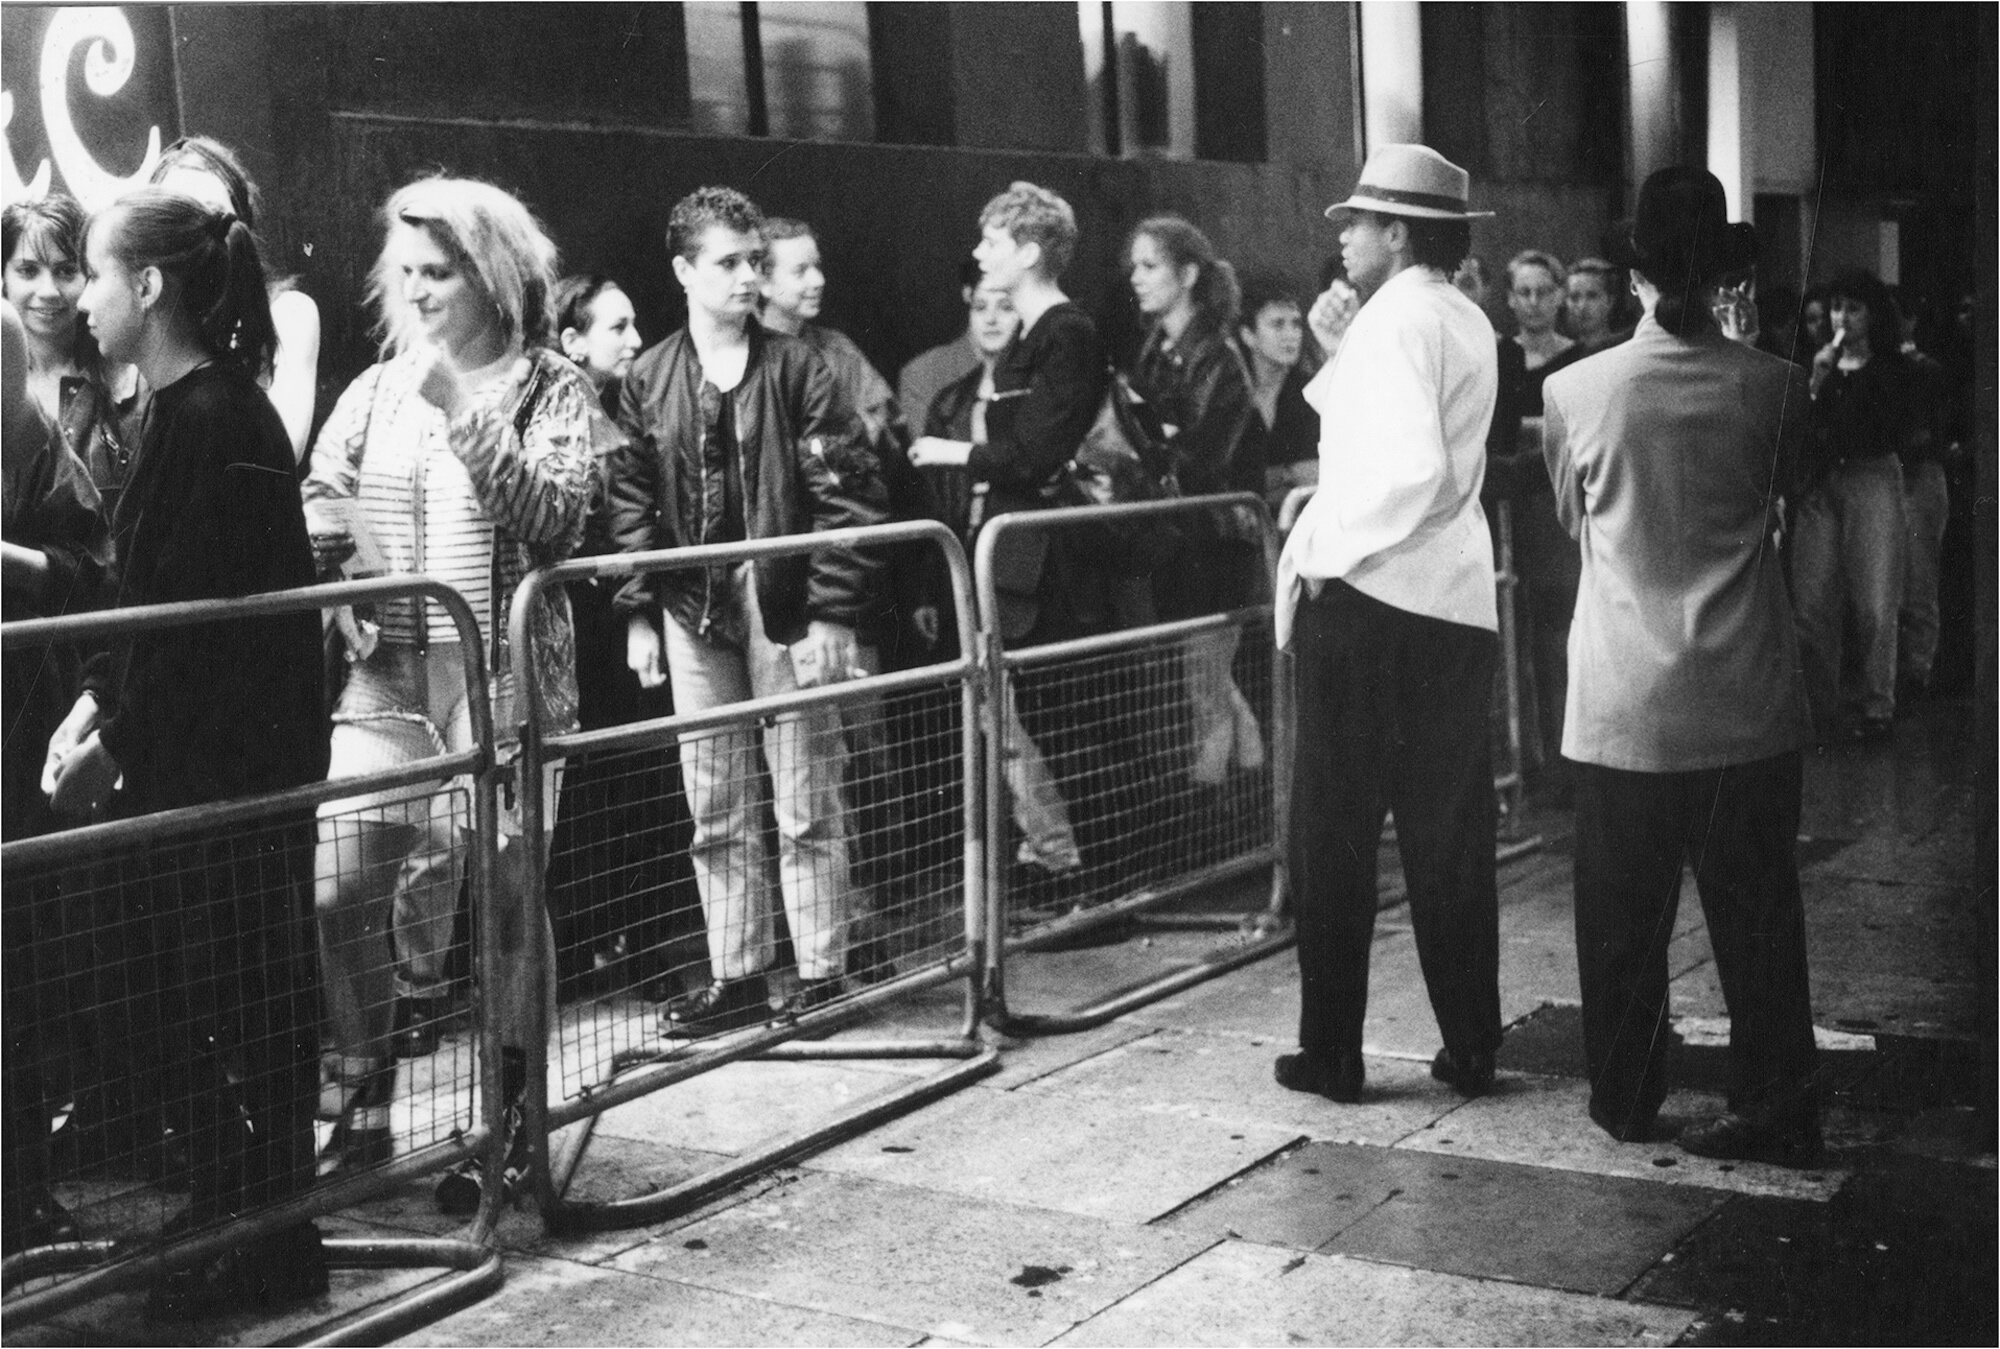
1573;753;1818;1137
1290;581;1501;1061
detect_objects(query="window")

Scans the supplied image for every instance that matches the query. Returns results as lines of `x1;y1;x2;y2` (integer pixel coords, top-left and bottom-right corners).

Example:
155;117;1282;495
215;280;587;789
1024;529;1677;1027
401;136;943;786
687;1;874;142
1079;2;1264;162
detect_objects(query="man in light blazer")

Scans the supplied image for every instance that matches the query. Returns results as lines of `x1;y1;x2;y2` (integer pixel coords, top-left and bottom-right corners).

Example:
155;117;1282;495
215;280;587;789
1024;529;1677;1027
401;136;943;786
1543;167;1821;1164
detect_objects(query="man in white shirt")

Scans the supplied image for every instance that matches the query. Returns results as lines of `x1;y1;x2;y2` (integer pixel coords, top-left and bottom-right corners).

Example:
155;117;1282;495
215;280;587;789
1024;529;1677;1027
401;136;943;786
1273;145;1503;1104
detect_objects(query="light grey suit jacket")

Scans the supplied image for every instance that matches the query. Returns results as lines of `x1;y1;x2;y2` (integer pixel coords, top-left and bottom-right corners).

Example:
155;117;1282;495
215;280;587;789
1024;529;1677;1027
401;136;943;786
1543;316;1814;772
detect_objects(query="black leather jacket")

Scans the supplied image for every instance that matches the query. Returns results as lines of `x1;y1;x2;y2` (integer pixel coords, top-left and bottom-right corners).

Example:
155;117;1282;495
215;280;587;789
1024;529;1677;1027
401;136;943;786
606;323;887;648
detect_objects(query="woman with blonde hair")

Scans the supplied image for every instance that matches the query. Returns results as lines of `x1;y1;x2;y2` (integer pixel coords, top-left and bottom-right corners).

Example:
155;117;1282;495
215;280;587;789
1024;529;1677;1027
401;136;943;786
304;177;597;1193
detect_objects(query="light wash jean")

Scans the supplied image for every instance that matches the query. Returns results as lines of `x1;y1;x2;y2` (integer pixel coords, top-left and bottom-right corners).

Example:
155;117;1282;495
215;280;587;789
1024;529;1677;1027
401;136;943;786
1899;458;1950;685
1791;456;1905;725
662;565;852;982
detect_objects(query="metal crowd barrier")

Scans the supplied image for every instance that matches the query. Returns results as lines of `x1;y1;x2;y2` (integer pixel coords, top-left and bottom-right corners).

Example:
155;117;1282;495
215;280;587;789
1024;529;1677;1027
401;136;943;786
0;577;507;1344
1276;487;1540;854
507;520;999;1234
974;493;1294;1036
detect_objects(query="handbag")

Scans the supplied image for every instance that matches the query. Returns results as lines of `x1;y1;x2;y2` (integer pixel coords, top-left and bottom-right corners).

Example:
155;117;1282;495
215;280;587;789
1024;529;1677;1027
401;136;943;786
1056;371;1181;574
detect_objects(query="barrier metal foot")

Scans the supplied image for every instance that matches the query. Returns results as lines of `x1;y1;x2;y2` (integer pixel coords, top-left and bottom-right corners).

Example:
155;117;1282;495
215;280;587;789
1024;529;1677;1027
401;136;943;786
540;1047;1000;1235
2;1234;504;1348
988;922;1296;1037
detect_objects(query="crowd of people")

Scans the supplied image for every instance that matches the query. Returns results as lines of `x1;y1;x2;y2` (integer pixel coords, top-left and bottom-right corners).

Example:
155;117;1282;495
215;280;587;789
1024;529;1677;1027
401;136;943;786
0;129;1979;1319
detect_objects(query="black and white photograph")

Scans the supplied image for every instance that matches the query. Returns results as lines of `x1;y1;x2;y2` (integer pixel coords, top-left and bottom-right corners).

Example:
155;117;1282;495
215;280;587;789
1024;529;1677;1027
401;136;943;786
0;3;1991;1344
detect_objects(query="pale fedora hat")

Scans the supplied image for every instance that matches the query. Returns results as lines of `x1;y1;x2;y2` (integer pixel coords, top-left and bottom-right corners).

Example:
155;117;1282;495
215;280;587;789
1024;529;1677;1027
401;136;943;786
1325;143;1494;221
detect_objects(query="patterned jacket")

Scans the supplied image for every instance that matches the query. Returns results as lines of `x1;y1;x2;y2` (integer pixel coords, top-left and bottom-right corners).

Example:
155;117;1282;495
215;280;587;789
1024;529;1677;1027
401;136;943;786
304;346;600;731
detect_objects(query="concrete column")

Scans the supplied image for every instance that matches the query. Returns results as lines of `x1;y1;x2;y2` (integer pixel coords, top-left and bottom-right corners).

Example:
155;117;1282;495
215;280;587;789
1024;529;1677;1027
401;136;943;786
1625;0;1681;193
1358;1;1422;153
1706;3;1751;221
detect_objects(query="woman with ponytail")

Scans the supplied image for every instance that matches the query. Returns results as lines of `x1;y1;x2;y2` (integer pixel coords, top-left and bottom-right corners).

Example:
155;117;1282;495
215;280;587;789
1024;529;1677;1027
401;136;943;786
1125;215;1264;785
151;135;322;463
46;188;327;1314
1542;168;1821;1165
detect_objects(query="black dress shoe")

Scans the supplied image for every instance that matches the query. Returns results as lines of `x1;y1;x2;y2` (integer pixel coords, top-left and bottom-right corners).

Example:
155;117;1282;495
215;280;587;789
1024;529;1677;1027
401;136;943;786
661;976;770;1037
1677;1111;1823;1167
1274;1050;1365;1103
392;996;445;1060
1588;1095;1667;1143
845;938;899;987
1430;1046;1496;1098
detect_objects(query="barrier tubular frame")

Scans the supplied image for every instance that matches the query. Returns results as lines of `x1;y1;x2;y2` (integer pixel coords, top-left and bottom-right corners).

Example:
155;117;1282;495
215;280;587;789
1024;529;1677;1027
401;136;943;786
1;576;510;1344
507;520;999;1236
1276;487;1542;865
975;493;1295;1037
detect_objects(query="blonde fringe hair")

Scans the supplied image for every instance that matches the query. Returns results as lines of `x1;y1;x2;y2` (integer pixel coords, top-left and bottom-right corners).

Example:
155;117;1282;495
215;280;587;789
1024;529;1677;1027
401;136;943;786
368;176;558;358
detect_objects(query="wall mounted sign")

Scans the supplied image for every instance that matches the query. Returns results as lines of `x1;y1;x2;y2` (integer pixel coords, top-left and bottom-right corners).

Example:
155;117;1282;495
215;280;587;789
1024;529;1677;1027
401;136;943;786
2;5;177;209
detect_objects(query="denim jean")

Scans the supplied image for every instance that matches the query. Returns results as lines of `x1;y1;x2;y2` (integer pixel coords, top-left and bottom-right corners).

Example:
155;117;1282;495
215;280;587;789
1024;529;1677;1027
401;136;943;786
662;565;852;982
1791;456;1905;724
1899;459;1950;685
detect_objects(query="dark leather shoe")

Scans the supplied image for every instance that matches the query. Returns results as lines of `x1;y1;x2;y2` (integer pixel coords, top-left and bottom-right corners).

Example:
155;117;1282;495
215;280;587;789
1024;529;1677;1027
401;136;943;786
845;938;899;987
1430;1046;1496;1098
662;976;769;1037
1274;1051;1365;1103
1589;1096;1666;1143
392;996;445;1060
1678;1111;1823;1167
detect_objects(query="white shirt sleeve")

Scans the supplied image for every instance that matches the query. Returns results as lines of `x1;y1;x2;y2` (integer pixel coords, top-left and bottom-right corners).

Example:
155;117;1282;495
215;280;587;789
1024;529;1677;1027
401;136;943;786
1313;303;1447;574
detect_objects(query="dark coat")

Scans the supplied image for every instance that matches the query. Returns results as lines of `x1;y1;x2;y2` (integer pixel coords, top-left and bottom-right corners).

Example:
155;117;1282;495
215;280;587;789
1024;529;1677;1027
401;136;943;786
83;364;325;815
3;412;110;840
606;323;887;648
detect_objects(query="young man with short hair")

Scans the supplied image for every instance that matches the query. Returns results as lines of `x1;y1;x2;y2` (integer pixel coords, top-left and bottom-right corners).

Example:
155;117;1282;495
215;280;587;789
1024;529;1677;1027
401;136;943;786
1275;145;1504;1104
606;186;887;1035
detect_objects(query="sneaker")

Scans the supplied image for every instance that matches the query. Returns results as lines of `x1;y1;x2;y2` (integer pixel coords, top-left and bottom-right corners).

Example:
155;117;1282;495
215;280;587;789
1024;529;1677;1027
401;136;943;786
1274;1050;1365;1103
661;976;770;1038
1677;1111;1823;1167
1430;1046;1497;1098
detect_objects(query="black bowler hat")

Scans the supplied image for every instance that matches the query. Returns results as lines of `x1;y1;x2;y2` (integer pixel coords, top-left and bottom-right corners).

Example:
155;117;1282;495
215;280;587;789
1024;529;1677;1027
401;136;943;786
1608;167;1758;283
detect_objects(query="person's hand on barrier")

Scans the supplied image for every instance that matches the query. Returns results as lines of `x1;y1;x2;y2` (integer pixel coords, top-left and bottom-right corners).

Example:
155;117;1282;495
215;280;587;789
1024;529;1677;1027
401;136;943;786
48;729;117;816
790;620;860;689
908;436;972;469
1308;280;1361;356
41;692;99;799
627;613;667;689
912;604;941;649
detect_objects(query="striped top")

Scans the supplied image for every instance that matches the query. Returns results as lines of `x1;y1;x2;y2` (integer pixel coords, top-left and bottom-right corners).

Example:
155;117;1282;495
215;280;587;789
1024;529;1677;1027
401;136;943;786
305;347;599;653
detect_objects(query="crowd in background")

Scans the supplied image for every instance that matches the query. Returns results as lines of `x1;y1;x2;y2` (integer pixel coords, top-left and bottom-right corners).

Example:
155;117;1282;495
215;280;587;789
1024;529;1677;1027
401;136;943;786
0;136;1981;1313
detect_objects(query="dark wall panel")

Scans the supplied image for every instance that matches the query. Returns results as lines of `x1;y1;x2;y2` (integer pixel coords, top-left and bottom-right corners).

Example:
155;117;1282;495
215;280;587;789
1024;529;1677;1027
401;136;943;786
324;3;691;128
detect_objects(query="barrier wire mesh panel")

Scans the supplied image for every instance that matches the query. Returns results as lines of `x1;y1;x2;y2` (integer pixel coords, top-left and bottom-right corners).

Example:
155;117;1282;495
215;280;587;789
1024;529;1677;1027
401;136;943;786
543;675;972;1102
2;783;478;1302
1000;614;1277;936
